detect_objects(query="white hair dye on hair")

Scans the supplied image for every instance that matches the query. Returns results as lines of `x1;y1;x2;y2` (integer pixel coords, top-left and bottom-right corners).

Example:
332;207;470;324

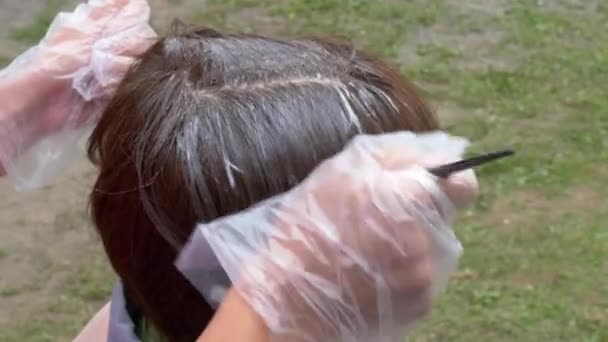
337;85;362;132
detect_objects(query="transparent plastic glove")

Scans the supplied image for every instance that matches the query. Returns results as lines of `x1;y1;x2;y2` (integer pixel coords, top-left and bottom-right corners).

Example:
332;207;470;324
177;131;479;342
0;0;156;189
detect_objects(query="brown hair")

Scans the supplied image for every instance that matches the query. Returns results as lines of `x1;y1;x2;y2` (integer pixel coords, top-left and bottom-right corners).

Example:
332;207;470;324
88;23;439;341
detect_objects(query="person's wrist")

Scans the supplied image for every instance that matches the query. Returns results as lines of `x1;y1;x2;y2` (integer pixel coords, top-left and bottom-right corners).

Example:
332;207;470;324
198;287;270;342
236;241;345;341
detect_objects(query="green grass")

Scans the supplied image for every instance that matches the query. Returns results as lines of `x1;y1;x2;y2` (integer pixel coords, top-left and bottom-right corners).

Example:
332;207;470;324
0;56;9;68
10;0;66;43
2;0;607;340
0;253;114;342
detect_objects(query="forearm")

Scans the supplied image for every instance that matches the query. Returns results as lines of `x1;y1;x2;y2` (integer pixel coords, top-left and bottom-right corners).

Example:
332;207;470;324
197;288;269;342
73;302;110;342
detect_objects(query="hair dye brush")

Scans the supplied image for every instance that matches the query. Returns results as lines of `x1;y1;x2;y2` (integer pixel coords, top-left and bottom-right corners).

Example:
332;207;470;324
428;148;515;178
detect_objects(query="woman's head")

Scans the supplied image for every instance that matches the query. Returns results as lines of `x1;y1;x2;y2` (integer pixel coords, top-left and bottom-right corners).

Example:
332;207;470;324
88;23;439;341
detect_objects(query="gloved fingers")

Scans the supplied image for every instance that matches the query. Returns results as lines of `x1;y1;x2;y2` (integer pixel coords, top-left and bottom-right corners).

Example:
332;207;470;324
44;2;118;46
102;26;157;57
438;169;479;209
46;0;154;51
334;132;419;171
336;131;470;172
87;0;130;21
13;0;154;80
401;133;478;210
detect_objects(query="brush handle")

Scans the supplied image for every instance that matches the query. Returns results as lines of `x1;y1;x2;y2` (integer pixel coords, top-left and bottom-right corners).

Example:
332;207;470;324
427;149;515;178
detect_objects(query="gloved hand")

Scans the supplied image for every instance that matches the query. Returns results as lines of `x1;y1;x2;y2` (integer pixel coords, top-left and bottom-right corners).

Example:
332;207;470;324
0;0;156;187
177;131;479;342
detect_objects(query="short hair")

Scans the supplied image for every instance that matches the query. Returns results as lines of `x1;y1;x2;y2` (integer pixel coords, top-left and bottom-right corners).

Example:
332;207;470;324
88;23;439;341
